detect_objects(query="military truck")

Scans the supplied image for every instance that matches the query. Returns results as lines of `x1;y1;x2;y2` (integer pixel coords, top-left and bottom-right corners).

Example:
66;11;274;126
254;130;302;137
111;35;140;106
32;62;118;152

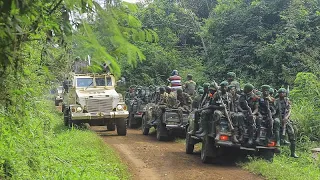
62;72;128;135
127;86;152;128
55;86;64;106
186;111;279;163
142;104;189;141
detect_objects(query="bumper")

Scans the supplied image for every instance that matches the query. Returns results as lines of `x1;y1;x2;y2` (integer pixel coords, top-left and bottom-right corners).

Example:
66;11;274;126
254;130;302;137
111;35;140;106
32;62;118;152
71;111;129;120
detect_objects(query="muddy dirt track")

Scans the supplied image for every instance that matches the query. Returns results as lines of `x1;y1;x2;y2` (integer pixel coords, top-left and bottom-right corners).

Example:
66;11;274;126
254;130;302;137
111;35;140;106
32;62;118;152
92;127;262;180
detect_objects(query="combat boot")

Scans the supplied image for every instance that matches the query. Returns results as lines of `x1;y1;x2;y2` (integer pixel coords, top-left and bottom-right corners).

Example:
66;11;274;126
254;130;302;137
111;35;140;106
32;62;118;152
290;143;299;158
231;128;239;144
275;131;280;147
281;135;290;145
197;122;208;137
196;117;206;136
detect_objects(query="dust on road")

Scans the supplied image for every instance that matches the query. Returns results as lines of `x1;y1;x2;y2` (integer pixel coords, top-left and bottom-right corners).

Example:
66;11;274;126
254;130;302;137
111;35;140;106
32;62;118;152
93;127;262;180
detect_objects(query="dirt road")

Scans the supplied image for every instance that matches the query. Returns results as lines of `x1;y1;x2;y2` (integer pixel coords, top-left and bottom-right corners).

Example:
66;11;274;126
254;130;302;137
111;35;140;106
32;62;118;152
94;128;262;180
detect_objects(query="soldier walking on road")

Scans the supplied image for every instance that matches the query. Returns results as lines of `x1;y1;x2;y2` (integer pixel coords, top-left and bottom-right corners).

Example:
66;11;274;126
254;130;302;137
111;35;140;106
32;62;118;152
274;88;299;158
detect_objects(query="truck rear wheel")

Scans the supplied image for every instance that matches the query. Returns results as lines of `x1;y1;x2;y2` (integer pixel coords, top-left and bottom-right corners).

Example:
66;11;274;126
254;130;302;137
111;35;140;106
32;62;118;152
116;119;127;136
142;115;149;135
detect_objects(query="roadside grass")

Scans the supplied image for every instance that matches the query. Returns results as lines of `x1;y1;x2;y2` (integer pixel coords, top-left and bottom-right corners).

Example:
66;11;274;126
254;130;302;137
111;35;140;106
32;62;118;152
243;144;320;180
0;100;129;179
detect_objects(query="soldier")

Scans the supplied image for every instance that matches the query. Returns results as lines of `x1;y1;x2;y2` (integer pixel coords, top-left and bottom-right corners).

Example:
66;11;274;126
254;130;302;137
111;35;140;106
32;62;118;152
176;89;192;125
256;85;280;146
189;83;210;134
184;74;196;96
195;83;218;137
229;84;245;142
192;88;204;109
238;83;259;145
212;81;238;143
274;88;299;158
226;72;241;93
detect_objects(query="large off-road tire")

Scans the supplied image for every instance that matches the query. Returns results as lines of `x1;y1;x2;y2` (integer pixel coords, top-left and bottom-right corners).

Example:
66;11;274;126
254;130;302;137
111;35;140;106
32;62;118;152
128;113;136;128
185;126;195;154
201;135;214;163
156;123;168;141
116;119;127;136
260;149;275;162
107;124;116;131
142;115;150;135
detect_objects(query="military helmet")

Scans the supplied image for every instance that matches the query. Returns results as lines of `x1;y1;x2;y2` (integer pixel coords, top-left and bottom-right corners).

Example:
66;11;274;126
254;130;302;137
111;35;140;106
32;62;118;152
177;88;183;93
171;70;178;76
227;72;236;78
227;84;236;90
165;86;171;91
261;85;271;91
187;74;192;78
278;88;287;93
255;91;262;97
159;87;165;91
198;89;204;94
220;81;229;87
269;88;274;95
203;83;210;88
209;83;217;90
243;83;254;93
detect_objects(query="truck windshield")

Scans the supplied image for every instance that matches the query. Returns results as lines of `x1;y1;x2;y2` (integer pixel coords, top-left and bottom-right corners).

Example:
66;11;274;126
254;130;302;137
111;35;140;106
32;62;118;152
77;78;93;87
95;78;106;86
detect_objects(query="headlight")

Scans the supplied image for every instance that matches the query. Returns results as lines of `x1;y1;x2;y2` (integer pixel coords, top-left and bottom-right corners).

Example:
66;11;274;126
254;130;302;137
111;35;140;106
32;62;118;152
76;107;82;112
116;104;124;111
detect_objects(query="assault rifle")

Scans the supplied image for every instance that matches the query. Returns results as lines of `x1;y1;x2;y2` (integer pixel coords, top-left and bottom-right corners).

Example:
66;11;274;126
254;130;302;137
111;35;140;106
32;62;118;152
266;99;274;136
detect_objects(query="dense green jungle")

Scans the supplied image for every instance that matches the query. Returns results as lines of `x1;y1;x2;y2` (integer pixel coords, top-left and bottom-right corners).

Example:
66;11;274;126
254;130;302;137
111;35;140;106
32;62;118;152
0;0;320;179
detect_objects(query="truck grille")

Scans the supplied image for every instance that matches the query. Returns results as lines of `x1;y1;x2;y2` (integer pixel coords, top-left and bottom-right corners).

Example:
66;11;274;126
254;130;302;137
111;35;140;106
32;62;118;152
86;98;113;113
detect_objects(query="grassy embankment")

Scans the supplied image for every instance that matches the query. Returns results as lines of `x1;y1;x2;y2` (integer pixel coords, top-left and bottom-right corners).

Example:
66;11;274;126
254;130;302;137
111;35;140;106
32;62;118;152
0;100;129;179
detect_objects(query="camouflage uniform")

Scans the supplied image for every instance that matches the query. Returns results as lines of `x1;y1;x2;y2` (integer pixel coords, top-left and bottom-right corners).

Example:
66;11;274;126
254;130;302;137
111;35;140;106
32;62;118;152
192;89;204;109
238;83;259;145
195;83;216;136
229;85;245;142
226;72;241;93
256;85;280;145
212;81;238;143
184;74;196;96
274;88;298;158
177;89;192;124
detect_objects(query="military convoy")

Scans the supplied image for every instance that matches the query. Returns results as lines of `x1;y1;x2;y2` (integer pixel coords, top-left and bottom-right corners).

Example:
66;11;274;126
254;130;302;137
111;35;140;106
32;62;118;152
142;105;189;141
186;111;278;163
62;72;128;136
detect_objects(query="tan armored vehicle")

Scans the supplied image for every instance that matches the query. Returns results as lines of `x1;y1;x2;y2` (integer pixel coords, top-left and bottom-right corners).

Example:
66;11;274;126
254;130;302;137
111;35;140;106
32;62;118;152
62;72;128;135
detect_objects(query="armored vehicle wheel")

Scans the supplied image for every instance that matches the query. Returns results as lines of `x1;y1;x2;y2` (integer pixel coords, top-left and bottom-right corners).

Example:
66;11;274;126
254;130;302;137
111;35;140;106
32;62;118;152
128;113;134;128
185;127;194;154
156;123;168;141
116;119;127;136
201;136;214;163
142;115;149;135
107;124;115;131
